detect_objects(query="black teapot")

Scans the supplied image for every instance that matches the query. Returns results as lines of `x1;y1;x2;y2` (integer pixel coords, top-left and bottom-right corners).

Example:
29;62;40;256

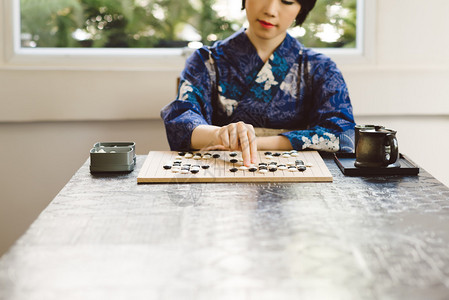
355;127;399;168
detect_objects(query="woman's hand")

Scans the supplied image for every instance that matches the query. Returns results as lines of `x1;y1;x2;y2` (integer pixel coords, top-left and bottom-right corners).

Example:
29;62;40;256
216;122;257;166
191;122;292;166
191;122;257;166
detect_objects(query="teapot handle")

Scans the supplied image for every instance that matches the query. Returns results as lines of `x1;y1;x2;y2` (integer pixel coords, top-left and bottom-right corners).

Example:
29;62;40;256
385;133;399;165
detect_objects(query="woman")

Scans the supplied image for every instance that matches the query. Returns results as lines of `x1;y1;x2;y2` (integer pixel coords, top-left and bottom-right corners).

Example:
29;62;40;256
161;0;355;166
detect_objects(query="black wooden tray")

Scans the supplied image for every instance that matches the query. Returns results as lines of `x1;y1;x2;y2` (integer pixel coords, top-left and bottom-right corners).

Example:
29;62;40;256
334;153;420;176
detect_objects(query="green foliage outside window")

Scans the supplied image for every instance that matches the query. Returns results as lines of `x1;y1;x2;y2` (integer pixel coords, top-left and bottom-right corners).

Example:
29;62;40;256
20;0;357;48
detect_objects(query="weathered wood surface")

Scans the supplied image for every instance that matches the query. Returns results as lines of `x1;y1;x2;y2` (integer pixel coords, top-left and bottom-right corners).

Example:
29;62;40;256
1;154;449;300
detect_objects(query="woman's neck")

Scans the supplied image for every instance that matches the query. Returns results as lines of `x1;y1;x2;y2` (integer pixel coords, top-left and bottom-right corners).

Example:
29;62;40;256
245;28;286;63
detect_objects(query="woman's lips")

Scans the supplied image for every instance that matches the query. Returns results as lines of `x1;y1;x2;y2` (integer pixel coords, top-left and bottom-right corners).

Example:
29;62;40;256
258;20;275;29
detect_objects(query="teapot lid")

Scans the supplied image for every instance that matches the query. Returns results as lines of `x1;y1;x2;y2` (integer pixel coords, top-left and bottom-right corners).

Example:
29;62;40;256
361;127;396;134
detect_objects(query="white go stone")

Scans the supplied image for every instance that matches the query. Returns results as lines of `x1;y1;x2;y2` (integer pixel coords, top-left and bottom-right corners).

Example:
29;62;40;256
288;167;297;172
171;167;180;173
278;165;288;170
265;155;273;159
185;153;193;158
180;169;189;174
259;169;268;173
239;166;248;170
282;153;291;158
290;152;299;157
306;163;313;167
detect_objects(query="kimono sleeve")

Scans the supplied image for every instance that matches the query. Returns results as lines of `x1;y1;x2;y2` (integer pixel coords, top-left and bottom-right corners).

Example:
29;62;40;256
160;48;215;151
281;56;355;152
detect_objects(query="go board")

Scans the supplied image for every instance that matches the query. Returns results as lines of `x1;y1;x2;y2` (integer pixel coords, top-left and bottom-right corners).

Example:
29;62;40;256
137;150;332;183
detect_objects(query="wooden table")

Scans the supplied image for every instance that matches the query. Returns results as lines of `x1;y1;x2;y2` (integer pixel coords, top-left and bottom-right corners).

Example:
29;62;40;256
1;154;449;299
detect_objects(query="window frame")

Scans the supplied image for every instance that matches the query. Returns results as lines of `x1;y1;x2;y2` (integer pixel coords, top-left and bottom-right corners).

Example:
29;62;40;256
2;0;375;71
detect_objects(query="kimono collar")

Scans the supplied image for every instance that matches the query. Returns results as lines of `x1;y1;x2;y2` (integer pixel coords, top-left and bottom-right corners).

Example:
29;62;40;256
216;28;303;67
274;31;303;66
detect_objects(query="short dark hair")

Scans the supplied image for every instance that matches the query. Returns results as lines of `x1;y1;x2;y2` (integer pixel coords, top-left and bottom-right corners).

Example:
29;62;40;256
241;0;317;26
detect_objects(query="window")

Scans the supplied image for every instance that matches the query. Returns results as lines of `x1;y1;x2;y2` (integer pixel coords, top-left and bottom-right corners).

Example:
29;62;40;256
3;0;374;70
20;0;358;49
0;0;376;123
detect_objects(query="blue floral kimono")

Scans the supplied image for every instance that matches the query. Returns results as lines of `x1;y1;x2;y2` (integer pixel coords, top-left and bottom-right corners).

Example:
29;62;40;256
161;29;355;152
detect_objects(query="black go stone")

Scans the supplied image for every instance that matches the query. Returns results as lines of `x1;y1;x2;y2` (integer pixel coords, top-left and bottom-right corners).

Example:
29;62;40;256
229;152;238;157
297;166;307;172
178;152;186;156
229;167;239;172
163;165;172;170
295;160;305;166
230;158;239;164
202;165;210;169
190;169;199;174
264;151;272;156
269;167;278;172
249;167;258;172
273;152;281;157
212;154;221;159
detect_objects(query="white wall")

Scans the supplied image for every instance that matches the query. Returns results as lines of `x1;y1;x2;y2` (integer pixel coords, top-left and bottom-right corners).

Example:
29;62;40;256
1;0;449;121
1;0;449;256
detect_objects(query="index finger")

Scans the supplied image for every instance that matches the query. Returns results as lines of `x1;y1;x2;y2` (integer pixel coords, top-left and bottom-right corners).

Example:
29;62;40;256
248;125;258;164
237;122;251;166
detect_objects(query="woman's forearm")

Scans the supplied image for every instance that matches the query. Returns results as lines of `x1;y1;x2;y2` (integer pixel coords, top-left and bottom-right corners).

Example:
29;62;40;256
256;135;292;150
190;125;221;150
